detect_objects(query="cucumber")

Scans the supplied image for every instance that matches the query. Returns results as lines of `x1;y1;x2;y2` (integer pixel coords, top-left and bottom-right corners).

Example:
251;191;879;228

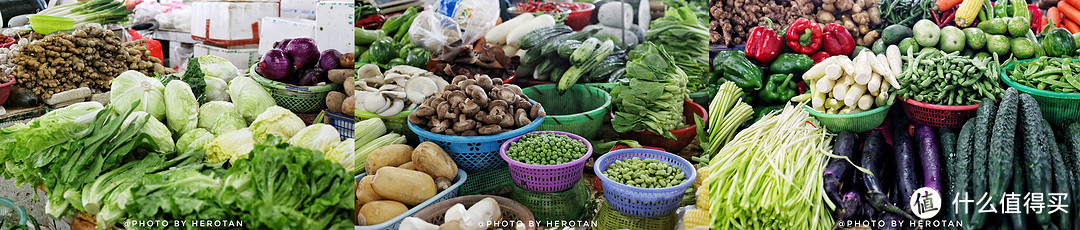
536;58;557;77
938;126;959;227
1066;122;1080;223
954;120;976;227
584;40;616;67
989;88;1018;213
521;48;544;65
1050;135;1072;230
541;34;572;58
969;99;996;229
1021;93;1052;228
558;40;584;59
520;25;572;50
558;65;588;90
589;57;623;81
566;28;600;41
550;66;567;83
571;38;601;64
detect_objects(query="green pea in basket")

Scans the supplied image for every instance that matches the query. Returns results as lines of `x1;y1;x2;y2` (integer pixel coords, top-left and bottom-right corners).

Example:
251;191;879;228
248;62;341;113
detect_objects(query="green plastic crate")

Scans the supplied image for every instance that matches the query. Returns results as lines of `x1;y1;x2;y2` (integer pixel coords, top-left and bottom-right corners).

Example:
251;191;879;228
522;84;610;139
594;202;676;230
1002;59;1080;126
509;178;590;222
458;166;514;196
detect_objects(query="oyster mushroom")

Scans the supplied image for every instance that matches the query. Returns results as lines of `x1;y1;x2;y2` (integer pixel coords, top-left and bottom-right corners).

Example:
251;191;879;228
405;77;439;104
378;99;405;116
363;95;389;113
357;64;382;79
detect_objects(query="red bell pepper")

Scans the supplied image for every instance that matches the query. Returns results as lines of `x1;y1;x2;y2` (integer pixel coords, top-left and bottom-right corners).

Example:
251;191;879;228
745;18;783;63
810;51;830;65
785;18;823;55
821;23;855;56
1029;4;1044;33
355;14;387;30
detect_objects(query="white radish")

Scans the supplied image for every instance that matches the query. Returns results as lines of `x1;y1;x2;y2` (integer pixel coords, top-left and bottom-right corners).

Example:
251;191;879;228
876;91;891;106
824;64;843;80
868;72;883;95
857;94;874;110
486;14;535;45
877;53;891;73
867;51;894;80
817;77;836;93
813;91;827;108
844;84;867;107
400;217;439;230
502;45;519;57
880;80;891;93
832;83;849;100
854;53;873;85
506;14;556;47
840;106;864;114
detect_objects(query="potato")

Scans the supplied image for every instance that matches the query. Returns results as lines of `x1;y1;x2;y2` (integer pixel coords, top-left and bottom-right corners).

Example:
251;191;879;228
412;142;458;180
328;69;354;83
343;96;355;116
345;77;356;97
366;144;414;175
359;200;409;225
356;175;381;205
398;161;416;170
326;91;346;113
372;167;438;206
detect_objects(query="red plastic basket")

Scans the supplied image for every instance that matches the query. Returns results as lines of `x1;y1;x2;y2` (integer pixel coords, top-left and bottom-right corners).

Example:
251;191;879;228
0;76;15;106
0;37;15;48
615;100;707;153
901;98;980;128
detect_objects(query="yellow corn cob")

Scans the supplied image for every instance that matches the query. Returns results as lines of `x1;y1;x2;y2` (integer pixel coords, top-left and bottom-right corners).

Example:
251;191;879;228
695;186;710;209
955;0;984;27
683;208;710;229
694;167;710;187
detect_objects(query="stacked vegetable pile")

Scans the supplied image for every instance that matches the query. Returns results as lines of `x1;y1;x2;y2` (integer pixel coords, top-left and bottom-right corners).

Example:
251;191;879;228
647;5;710;93
798;49;900;114
516;24;627;87
356;142;459;226
354;64;448;117
35;0;132;27
1005;56;1080;92
258;38;352;86
407;74;545;136
894;49;1004;105
709;0;815;45
353;118;409;174
701;104;834;229
12;26;173;99
610;43;689;139
692;82;753;167
813;0;884;46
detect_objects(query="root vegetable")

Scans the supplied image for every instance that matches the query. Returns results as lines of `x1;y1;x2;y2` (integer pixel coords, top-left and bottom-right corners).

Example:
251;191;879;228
412;142;459;181
359;201;409;225
356;175;381;205
371;167;438;206
366;144;414;175
326;91;346;113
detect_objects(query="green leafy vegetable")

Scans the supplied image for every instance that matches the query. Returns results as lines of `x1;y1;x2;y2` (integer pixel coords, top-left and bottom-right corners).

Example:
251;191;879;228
228;77;276;124
610;42;689;139
287;124;341;154
176;128;214;155
163;80;199;136
646;5;709;92
249;106;306;144
111;70;166;120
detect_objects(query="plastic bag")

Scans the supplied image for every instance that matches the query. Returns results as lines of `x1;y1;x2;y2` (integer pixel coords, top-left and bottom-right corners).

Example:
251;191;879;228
408;11;462;52
434;0;499;46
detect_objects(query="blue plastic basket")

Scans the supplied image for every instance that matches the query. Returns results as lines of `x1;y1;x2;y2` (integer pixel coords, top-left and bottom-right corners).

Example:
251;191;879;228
407;103;545;172
326;111;354;140
354;169;467;230
593;148;696;218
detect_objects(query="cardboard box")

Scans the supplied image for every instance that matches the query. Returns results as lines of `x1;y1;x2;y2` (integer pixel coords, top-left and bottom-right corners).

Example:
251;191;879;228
190;2;280;47
259;17;317;55
193;44;260;70
315;1;354;53
280;0;317;19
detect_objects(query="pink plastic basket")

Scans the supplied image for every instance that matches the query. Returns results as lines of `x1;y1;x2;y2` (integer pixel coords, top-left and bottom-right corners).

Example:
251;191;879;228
499;131;593;193
901;98;980;128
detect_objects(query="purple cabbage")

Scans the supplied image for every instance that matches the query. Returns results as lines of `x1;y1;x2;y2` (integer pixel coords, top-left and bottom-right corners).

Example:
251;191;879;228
319;49;343;71
258;49;294;80
284;37;320;69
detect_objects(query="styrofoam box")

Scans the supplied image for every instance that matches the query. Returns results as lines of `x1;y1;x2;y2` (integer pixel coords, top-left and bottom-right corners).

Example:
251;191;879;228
190;2;280;46
315;1;354;53
259;17;317;55
280;0;317;20
193;43;260;70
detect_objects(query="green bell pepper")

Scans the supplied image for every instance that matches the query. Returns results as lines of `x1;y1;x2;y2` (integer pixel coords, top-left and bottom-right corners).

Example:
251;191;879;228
714;50;764;91
769;53;813;75
759;73;798;105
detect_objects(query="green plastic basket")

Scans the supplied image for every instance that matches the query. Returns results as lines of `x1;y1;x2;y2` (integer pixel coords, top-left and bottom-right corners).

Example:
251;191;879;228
508;178;590;222
594;202;676;230
458;166;515;196
582;82;619;93
248;62;341;113
1001;59;1080;126
355;110;414;140
522;84;610;140
805;101;893;133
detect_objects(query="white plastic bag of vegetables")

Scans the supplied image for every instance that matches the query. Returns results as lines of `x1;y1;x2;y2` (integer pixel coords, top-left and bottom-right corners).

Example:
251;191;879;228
434;0;498;46
164;80;199;136
227;77;275;124
249;106;306;143
409;11;462;52
287;124;341;154
110;71;166;120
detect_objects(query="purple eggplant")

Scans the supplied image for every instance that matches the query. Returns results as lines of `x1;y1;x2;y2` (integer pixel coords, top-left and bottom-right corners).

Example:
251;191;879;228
914;122;943;192
861;132;916;221
825;132;859;207
892;121;918;213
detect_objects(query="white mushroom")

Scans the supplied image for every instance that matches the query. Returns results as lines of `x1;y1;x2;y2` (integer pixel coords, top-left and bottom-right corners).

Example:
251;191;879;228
405;77;439;104
357;64;383;80
356;79;380;92
429;76;450;91
444;203;467;225
380;90;408;99
379;84;404;92
354;91;378;112
390;65;429;76
378;99;406;116
384;72;411;85
363;95;389;113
